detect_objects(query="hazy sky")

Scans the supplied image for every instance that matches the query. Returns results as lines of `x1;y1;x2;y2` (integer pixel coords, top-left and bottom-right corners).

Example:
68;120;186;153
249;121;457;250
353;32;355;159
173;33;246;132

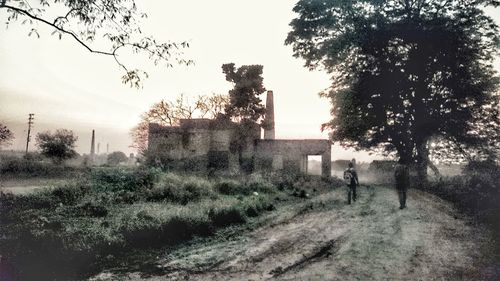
0;1;498;161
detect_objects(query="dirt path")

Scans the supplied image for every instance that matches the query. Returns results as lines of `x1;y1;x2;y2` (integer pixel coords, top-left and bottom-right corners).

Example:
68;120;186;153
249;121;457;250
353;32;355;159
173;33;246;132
94;186;490;280
0;178;68;194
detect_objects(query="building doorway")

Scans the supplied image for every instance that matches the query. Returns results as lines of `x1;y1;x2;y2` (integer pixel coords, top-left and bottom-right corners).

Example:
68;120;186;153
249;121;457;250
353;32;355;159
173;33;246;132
307;155;322;175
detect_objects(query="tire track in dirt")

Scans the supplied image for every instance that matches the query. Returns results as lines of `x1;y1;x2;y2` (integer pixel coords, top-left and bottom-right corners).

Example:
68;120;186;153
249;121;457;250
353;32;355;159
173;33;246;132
93;186;491;281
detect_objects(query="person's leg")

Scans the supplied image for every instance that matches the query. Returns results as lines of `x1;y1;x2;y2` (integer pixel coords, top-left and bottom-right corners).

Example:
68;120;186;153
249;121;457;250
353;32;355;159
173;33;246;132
347;186;352;204
398;189;405;209
402;189;407;208
353;185;357;202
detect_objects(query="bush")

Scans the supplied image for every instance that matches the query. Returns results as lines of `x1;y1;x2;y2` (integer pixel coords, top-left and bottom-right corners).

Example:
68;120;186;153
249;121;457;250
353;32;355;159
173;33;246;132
51;183;88;205
245;174;276;194
120;210;163;245
208;206;246;227
91;167;159;193
76;201;108;217
424;161;500;233
147;174;214;204
0;155;78;177
215;179;246;195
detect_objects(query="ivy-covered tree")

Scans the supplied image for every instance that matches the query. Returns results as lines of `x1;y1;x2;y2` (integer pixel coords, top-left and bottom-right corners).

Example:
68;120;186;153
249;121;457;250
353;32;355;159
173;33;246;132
286;0;499;184
0;0;192;87
36;129;78;164
222;63;267;173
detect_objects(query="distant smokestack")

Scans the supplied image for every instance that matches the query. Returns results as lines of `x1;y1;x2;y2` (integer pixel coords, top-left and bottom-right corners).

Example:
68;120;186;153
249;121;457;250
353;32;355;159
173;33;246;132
106;143;109;154
264;90;275;140
90;130;95;162
97;142;100;155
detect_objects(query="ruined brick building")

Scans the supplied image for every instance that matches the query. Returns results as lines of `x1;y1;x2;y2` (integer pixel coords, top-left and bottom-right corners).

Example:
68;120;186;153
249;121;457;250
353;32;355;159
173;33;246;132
147;91;331;177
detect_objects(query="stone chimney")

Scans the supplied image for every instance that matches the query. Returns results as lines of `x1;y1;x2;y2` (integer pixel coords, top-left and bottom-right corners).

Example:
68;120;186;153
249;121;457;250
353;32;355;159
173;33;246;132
264;90;275;140
90;130;95;162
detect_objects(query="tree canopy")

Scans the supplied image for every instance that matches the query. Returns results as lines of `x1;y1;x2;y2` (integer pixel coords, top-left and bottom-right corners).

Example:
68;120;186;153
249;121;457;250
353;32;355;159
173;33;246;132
36;129;78;163
0;123;14;149
286;0;499;172
0;0;192;87
107;151;128;165
222;63;266;123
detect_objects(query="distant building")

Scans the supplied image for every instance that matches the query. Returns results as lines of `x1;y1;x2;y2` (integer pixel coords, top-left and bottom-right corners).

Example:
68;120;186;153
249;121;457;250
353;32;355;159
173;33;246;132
148;91;331;177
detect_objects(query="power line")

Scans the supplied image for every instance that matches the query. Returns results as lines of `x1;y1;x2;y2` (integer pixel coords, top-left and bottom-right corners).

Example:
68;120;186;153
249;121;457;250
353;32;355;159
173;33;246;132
25;113;34;154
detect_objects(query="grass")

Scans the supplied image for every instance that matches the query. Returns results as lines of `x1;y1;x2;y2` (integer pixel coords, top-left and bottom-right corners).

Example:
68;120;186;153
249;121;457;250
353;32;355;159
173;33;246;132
0;167;336;280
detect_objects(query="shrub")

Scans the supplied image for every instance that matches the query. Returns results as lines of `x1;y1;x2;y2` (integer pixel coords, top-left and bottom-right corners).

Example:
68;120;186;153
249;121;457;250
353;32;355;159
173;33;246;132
208;206;246;227
120;210;163;245
271;173;297;191
16;189;61;209
424;162;499;234
147;175;214;204
0;155;78;177
215;179;246;195
245;174;276;194
91;167;159;193
76;202;108;217
51;183;88;205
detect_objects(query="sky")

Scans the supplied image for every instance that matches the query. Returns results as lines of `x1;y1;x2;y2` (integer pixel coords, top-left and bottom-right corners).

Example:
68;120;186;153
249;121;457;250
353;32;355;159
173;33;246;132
0;1;498;161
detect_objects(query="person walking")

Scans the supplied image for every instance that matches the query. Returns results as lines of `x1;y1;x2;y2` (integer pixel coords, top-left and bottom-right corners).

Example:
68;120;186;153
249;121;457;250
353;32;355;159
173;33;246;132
394;159;410;209
344;162;359;204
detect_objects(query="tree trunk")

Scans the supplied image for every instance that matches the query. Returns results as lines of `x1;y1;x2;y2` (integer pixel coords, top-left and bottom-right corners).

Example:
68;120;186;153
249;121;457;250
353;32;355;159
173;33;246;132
415;140;428;188
428;160;441;179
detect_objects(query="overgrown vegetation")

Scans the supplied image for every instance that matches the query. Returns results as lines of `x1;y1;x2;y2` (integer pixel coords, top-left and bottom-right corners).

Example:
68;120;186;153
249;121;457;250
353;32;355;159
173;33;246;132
0;154;83;178
0;167;337;280
419;160;500;257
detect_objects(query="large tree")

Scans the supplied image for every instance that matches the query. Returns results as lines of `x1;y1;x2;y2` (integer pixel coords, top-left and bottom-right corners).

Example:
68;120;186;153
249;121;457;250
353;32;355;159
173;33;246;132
36;129;78;164
222;63;267;123
130;93;229;154
286;0;499;183
0;0;192;87
0;123;14;149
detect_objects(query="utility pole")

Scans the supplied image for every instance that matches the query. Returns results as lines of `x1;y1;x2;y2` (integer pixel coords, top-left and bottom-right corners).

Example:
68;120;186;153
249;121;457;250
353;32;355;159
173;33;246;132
25;113;34;154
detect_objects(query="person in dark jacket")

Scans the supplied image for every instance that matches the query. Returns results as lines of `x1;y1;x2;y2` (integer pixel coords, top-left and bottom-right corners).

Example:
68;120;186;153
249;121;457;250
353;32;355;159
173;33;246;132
344;162;359;204
394;159;410;209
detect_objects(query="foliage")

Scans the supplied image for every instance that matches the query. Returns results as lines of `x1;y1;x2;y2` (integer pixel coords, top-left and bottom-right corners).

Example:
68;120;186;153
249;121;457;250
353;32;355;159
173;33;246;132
215;179;244;195
208;205;246;227
222;63;267;123
35;129;78;164
429;95;500;163
146;174;214;204
0;122;14;148
0;169;298;280
0;0;192;87
245;174;276;194
107;151;128;166
422;161;500;234
90;167;159;193
130;93;229;154
286;0;499;177
0;154;80;177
